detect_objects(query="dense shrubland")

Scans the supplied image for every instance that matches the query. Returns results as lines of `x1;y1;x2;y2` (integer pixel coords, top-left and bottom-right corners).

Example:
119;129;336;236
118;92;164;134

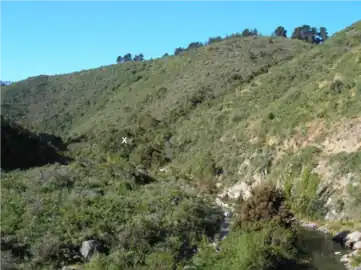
2;20;361;270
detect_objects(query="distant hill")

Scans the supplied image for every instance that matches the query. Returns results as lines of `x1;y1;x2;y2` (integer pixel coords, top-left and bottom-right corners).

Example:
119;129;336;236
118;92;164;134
1;36;311;135
2;19;361;197
2;19;361;211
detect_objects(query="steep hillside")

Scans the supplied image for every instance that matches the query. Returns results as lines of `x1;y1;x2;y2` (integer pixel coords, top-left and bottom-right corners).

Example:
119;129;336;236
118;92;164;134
1;36;310;135
1;21;361;270
4;21;358;219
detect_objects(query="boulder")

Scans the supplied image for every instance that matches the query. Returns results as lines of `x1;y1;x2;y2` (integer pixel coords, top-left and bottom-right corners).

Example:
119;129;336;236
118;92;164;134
80;240;101;260
340;255;349;263
347;231;361;243
62;266;83;270
354;241;361;250
351;250;361;256
220;181;251;200
317;226;329;234
346;231;361;248
301;222;319;229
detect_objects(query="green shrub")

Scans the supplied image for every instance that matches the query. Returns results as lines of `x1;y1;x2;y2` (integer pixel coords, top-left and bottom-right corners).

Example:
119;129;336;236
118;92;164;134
234;184;294;232
345;183;361;220
282;167;326;219
190;227;297;270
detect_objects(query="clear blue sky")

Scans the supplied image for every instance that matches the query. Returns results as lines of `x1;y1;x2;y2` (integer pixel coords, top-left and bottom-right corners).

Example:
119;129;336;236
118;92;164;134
1;1;360;82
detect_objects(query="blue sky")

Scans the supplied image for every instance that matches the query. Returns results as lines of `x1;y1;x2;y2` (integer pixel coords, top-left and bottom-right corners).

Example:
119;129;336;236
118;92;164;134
1;1;360;82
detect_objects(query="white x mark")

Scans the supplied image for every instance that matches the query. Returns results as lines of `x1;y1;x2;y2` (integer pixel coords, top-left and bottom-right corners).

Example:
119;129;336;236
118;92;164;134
122;137;128;144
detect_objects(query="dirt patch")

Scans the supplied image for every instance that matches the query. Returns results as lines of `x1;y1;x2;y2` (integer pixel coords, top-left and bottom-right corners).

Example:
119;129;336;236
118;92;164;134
301;119;326;147
322;117;361;154
276;118;361;155
318;80;329;89
276;119;325;152
333;73;344;82
240;87;251;94
281;137;299;151
351;87;357;97
266;136;279;146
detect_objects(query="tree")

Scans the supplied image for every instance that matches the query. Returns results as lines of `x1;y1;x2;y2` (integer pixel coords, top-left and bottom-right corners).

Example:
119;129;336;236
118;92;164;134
174;47;184;56
241;28;258;37
274;26;287;38
306;27;318;43
301;25;312;42
0;80;12;87
319;27;328;42
133;54;144;62
242;28;251;37
234;184;295;232
123;53;132;62
207;36;222;44
292;25;328;44
304;31;314;43
292;25;312;42
187;42;203;50
251;28;258;36
291;27;303;40
162;53;169;58
116;56;123;64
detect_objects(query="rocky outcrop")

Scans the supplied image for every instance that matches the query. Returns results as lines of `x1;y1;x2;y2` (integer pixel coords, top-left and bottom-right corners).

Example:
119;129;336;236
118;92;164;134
345;231;361;249
218;181;252;200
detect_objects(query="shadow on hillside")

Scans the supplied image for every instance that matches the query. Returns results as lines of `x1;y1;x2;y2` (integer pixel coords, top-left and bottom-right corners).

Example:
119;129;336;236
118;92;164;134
133;168;157;185
1;116;73;171
276;259;317;270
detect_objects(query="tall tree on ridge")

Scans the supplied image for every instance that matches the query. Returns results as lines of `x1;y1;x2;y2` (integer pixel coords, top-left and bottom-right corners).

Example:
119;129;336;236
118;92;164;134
319;27;328;41
133;54;144;62
116;56;123;64
274;26;287;38
123;53;132;62
174;47;184;56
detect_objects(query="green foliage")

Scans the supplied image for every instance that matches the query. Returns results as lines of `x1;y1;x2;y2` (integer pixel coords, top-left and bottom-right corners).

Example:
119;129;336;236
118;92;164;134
1;162;223;269
274;26;287;38
329;151;361;176
187;184;317;270
345;183;361;220
2;20;361;270
234;184;295;232
285;147;322;177
282;167;326;219
190;227;297;270
350;253;361;267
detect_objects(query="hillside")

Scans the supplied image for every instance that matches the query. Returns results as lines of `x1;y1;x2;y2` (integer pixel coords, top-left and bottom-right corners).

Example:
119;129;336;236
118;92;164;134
1;115;72;171
1;36;310;135
1;21;361;270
